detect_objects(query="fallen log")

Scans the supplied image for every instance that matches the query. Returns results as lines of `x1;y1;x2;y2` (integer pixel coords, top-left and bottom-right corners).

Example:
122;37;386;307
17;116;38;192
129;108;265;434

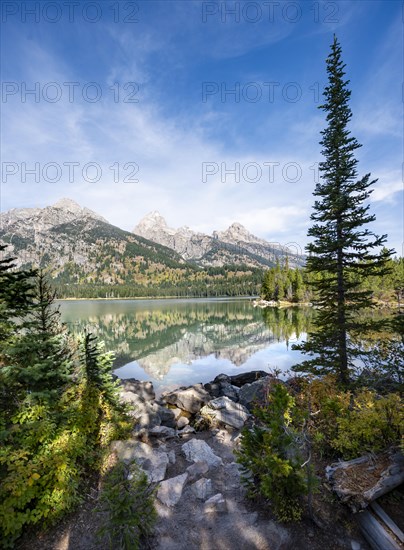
357;503;404;550
370;502;404;545
326;448;404;512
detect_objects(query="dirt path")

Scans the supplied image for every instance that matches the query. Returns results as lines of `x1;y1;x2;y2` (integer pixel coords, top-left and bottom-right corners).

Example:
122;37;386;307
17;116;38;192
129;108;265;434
19;427;370;550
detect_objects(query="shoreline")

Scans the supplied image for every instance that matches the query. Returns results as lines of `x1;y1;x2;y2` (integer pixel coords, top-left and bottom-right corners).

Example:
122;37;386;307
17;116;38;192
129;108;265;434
253;299;313;309
253;298;401;310
56;295;259;302
56;295;401;310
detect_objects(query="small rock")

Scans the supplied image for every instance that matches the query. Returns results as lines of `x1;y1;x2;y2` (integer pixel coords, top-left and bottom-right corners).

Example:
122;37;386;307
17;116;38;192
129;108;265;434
191;477;213;500
157;473;188;507
176;416;189;429
186;460;209;481
204;493;227;513
182;439;223;468
168;450;176;465
351;542;361;550
178;425;195;436
171;407;183;420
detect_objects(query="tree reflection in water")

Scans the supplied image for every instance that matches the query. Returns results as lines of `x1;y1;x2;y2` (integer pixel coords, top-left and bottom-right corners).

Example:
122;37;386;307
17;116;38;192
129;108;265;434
60;299;314;388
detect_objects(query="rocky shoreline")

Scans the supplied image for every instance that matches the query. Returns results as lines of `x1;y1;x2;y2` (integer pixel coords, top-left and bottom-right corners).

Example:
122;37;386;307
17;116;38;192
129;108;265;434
113;372;368;550
252;299;313;309
114;371;291;549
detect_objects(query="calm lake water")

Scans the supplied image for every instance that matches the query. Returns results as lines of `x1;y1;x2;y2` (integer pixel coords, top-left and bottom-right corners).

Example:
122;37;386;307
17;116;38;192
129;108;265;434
59;298;314;394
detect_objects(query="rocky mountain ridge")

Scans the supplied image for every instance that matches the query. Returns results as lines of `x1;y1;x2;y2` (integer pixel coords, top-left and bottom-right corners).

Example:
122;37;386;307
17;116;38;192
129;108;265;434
0;199;188;284
133;212;303;268
1;200;303;273
0;198;107;237
0;199;264;297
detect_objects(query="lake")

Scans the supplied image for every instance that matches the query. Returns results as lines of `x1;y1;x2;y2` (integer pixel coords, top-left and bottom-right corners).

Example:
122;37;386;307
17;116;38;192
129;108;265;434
59;298;314;394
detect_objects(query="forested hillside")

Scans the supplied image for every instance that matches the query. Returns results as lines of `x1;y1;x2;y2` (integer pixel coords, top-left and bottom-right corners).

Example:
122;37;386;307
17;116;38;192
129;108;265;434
0;201;271;298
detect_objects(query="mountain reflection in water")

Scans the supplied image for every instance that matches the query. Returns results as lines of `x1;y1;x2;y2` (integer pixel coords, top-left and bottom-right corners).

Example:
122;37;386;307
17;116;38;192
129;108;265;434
59;298;314;392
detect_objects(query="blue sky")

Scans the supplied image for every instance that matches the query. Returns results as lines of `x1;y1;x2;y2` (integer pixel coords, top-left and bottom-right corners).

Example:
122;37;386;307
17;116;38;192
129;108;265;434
1;0;403;255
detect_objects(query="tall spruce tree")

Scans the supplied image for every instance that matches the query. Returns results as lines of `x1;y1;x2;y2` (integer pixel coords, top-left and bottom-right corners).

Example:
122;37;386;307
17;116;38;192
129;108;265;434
293;36;392;386
5;270;74;401
0;245;36;416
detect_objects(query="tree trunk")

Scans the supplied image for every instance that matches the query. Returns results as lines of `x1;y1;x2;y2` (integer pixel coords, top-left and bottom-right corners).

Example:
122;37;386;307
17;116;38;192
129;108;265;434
336;217;349;385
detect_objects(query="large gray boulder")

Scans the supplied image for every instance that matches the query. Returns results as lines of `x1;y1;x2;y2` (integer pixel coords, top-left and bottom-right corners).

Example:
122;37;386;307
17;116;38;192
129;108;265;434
119;381;177;429
119;391;145;406
120;391;162;430
119;379;155;401
148;425;177;440
186;460;209;481
156;404;177;428
157;473;188;507
182;439;223;468
220;383;240;401
163;384;210;413
111;440;169;482
238;376;272;410
200;396;249;429
204;375;240;402
134;403;162;430
229;371;268;387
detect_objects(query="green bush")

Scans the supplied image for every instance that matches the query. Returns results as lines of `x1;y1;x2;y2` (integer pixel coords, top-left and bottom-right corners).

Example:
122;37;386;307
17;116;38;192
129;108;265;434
96;461;156;549
0;397;83;548
236;383;310;522
330;391;403;459
0;257;132;547
295;377;403;460
0;340;130;548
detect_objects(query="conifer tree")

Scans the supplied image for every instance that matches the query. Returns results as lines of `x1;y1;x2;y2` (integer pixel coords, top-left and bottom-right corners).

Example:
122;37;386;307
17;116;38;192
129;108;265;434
0;245;36;416
293;36;392;385
293;270;304;303
0;245;35;347
5;270;74;401
80;332;119;404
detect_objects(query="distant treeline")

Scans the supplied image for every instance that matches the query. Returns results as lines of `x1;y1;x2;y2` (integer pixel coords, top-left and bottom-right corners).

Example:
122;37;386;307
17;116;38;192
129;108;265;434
47;253;403;302
53;266;264;299
261;254;403;304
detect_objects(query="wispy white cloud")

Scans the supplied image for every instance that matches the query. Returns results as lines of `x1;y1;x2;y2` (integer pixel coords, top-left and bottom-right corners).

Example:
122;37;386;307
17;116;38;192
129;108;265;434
1;2;402;255
370;172;403;203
